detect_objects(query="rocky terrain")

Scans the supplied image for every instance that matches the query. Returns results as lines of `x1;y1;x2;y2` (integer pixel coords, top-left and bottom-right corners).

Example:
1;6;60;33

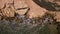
0;0;60;34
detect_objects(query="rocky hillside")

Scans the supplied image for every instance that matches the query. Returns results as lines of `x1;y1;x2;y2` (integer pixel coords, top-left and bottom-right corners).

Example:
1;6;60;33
0;0;60;34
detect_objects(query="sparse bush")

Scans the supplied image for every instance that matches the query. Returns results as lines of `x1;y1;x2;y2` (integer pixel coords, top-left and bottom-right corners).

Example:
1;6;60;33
0;14;58;34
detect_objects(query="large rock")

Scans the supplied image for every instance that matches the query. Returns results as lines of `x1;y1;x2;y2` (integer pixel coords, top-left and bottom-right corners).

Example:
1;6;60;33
25;0;47;18
14;0;28;9
14;0;29;15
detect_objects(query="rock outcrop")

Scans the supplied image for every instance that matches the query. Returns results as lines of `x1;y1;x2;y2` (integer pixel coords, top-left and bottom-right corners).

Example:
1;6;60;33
14;0;28;9
32;0;60;22
0;0;29;17
2;3;15;17
14;0;29;15
0;0;60;22
25;0;47;18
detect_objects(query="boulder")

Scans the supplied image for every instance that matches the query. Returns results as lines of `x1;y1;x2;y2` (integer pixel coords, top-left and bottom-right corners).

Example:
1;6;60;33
25;0;47;18
14;0;28;9
14;0;28;15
